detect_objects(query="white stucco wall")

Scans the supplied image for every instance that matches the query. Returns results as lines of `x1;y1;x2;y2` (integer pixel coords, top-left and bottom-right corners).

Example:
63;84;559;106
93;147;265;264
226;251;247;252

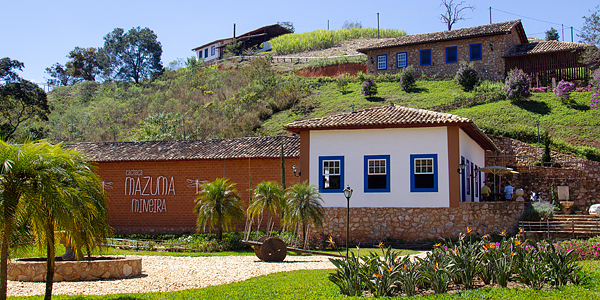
458;129;486;202
195;43;221;62
309;127;450;208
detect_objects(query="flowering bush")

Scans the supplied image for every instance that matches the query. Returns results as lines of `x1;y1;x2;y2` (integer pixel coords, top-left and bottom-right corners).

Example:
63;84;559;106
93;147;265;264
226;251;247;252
530;86;548;93
576;85;594;92
399;66;417;91
455;62;480;91
553;79;576;102
558;238;600;261
502;69;531;100
361;77;378;97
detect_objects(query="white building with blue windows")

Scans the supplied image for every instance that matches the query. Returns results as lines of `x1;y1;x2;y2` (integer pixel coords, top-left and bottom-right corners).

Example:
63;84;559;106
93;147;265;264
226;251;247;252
285;104;497;209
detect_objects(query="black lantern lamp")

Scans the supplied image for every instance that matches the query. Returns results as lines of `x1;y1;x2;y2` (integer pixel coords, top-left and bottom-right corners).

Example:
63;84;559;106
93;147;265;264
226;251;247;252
343;184;353;259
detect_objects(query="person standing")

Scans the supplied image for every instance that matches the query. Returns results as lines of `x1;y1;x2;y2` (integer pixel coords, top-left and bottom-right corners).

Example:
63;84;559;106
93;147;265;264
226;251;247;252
504;182;514;200
481;182;493;201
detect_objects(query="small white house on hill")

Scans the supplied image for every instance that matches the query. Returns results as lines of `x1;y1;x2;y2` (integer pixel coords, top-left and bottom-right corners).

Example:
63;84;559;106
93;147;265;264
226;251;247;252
285;104;497;208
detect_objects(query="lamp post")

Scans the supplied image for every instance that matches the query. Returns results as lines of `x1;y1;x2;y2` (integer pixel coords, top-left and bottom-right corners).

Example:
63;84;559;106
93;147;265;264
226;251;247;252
536;120;540;147
343;184;353;259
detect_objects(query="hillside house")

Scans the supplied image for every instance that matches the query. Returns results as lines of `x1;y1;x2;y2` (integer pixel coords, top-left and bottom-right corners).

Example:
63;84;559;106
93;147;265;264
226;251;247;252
284;104;523;242
192;24;292;62
357;20;593;83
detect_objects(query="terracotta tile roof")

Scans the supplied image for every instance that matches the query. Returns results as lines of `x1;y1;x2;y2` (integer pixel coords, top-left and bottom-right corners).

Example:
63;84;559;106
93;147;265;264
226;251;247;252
69;136;300;162
285;104;472;131
285;104;497;151
357;20;524;52
503;40;592;57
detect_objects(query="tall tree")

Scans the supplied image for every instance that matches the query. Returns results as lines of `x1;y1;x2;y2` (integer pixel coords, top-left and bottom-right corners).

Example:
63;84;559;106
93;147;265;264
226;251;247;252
439;0;475;31
98;27;164;83
194;178;245;241
0;58;49;141
45;63;77;86
65;47;100;81
285;182;323;248
545;27;560;41
579;6;600;66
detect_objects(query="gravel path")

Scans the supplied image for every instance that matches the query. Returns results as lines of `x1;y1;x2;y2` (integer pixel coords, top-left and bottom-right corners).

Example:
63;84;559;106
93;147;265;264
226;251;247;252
8;252;427;297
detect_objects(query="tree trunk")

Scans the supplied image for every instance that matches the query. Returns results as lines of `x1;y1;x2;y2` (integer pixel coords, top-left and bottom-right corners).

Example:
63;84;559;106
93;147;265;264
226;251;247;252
217;216;223;241
302;224;307;249
0;218;13;300
45;223;55;300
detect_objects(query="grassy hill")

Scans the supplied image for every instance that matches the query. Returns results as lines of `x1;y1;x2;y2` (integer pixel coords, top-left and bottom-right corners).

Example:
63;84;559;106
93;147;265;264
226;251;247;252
40;58;600;160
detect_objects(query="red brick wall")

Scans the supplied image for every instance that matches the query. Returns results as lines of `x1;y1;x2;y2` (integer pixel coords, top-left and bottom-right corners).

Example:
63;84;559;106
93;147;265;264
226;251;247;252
95;157;300;234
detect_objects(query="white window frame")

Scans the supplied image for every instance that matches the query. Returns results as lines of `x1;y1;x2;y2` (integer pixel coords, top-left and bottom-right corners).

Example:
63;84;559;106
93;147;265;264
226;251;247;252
396;52;407;68
376;54;387;70
368;159;387;175
414;158;434;174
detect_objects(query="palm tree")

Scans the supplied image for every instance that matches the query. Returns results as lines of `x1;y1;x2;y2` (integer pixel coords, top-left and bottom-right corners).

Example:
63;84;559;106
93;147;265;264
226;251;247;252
194;178;245;241
0;140;49;300
248;181;285;230
0;141;111;300
285;182;324;248
26;143;110;300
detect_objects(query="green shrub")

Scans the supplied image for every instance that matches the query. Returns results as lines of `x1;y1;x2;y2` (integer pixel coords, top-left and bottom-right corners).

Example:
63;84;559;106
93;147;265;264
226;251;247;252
533;161;542;166
399;66;417;91
335;74;351;93
529;202;555;220
455;62;480;91
376;72;401;83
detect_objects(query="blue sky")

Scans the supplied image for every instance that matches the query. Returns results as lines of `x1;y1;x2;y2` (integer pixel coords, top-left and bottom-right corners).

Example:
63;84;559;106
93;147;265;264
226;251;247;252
1;0;597;85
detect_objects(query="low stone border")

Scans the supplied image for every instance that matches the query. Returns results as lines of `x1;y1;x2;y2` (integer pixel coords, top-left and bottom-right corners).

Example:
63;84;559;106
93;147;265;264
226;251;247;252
8;257;142;282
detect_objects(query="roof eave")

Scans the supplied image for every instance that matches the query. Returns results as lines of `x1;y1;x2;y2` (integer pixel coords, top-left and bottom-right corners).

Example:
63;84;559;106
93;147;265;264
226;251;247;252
357;31;514;53
285;122;473;133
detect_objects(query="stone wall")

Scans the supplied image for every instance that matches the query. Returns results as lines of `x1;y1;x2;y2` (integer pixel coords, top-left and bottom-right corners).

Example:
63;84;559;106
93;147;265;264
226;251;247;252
320;202;524;243
363;26;524;82
8;257;142;282
486;135;600;211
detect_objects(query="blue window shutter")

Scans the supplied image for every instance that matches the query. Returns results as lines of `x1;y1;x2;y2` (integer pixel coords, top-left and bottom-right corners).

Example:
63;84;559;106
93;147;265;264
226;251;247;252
420;49;431;66
446;46;457;63
470;43;482;60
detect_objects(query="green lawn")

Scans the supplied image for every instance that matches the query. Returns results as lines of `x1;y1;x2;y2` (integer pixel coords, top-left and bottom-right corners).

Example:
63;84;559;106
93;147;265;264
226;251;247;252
263;79;600;158
12;260;600;299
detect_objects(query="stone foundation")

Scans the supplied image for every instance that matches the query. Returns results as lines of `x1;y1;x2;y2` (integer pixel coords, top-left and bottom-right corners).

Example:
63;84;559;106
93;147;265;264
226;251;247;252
321;202;524;242
8;257;142;282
